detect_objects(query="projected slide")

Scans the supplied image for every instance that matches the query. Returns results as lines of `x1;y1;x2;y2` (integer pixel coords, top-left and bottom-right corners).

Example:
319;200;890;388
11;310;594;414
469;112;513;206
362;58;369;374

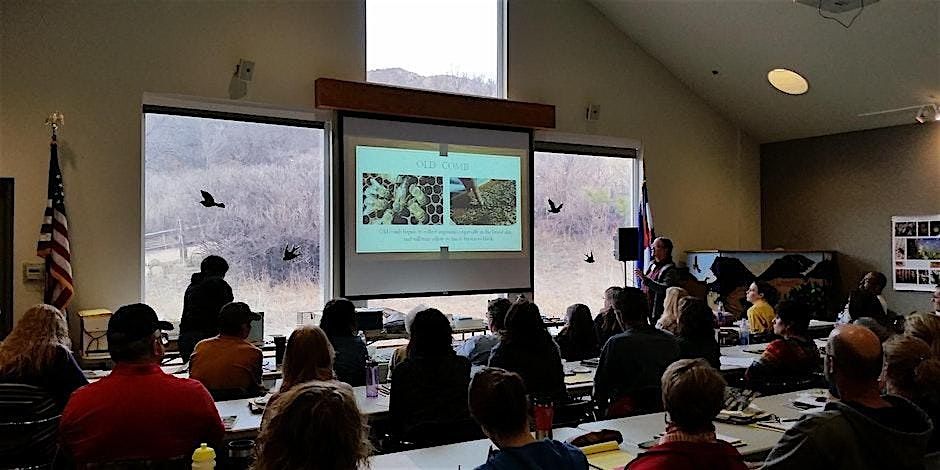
356;145;522;253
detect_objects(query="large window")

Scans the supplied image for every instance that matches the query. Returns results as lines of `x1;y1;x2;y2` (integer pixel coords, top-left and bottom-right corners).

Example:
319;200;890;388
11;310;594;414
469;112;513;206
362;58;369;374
143;109;325;337
366;0;505;98
533;149;636;317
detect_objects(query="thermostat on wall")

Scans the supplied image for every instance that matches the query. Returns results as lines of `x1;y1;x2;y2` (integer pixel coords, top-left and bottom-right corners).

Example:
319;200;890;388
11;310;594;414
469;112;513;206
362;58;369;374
23;262;44;281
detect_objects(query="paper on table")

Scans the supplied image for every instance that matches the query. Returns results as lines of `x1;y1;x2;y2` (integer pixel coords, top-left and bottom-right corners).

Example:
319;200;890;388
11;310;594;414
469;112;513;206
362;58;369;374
720;357;756;367
565;374;593;385
716;433;745;447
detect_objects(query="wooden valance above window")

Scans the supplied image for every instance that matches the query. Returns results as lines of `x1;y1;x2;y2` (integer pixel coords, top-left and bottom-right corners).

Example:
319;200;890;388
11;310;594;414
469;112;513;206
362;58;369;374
314;78;555;130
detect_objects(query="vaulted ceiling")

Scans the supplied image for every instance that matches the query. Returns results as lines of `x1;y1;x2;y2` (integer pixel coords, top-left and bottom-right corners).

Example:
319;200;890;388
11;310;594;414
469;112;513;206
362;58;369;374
589;0;940;143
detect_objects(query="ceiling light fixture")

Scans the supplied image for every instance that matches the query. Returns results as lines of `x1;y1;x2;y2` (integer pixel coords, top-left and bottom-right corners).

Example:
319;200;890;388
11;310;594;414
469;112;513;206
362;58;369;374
767;69;809;95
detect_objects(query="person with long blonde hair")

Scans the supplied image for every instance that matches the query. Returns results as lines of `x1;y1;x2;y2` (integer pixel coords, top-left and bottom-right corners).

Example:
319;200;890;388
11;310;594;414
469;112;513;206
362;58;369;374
655;287;689;334
904;313;940;357
0;304;87;408
279;325;336;392
883;335;940;452
262;325;337;428
254;380;372;470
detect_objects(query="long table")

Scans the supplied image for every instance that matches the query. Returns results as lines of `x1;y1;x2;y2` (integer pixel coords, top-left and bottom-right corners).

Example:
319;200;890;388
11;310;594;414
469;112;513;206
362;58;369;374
578;388;827;462
368;427;585;469
365;389;828;468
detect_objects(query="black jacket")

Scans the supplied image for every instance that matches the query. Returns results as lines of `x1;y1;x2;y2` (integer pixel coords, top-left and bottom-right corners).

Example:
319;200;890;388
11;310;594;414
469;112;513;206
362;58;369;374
489;339;566;402
389;354;471;440
593;324;680;407
179;272;233;335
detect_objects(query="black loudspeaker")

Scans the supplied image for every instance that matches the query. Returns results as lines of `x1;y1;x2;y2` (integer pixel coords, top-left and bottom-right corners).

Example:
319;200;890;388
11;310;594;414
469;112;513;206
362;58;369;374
614;227;639;261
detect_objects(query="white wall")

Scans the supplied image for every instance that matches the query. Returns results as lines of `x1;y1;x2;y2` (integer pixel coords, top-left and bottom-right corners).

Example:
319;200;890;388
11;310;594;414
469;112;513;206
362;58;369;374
1;0;759;325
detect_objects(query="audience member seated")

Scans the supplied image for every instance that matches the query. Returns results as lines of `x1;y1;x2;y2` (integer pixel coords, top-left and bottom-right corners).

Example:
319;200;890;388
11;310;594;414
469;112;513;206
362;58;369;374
189;301;263;400
745;281;778;338
469;368;588;470
675;297;720;369
848;288;890;327
60;303;223;464
626;359;747;470
841;272;889;323
262;325;336;426
594;286;624;347
593;287;680;418
655;286;689;335
763;324;932;470
254;380;372;470
904;312;940;356
320;298;369;386
489;300;566;402
178;255;234;363
390;308;474;445
746;300;820;390
386;305;421;381
457;298;511;366
853;316;894;343
0;304;87;410
555;303;600;361
883;335;940;452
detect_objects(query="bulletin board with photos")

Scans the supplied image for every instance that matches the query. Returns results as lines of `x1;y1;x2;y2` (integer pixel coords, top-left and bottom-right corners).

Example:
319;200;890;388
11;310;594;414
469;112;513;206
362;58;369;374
893;215;940;292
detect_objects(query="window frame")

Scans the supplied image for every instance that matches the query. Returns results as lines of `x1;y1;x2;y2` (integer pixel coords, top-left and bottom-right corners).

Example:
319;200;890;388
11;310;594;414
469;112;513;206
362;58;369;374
531;132;643;307
365;0;508;99
140;95;332;325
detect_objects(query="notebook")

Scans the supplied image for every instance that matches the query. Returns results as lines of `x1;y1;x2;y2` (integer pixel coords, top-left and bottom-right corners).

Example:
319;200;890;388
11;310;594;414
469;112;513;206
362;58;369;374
581;441;633;470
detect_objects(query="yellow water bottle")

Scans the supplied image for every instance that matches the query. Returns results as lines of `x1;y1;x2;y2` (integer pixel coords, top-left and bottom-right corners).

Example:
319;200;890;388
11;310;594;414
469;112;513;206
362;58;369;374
192;443;216;470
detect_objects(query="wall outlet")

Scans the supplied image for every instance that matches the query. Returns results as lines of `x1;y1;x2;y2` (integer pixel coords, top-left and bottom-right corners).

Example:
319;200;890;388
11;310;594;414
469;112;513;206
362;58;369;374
237;59;255;81
23;262;44;281
586;104;600;121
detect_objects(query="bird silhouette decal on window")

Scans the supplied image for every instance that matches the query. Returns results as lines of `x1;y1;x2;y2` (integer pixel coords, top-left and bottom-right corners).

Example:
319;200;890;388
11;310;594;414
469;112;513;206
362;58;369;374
584;251;595;263
548;199;563;214
283;244;301;261
199;190;225;208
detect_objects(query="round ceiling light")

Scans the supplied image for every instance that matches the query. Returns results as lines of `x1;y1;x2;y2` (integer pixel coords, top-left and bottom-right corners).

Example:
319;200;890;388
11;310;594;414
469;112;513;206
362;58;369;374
767;68;809;95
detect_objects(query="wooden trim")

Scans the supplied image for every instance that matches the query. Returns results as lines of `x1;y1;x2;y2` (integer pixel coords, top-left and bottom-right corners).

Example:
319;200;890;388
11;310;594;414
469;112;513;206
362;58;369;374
315;78;555;129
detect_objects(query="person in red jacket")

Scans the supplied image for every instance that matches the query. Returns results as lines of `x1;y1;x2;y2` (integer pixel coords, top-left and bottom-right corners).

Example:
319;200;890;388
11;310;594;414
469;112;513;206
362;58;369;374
60;303;224;464
627;358;747;470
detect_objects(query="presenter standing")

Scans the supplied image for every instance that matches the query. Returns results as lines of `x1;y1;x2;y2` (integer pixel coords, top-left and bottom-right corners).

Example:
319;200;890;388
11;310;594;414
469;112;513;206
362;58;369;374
634;237;679;324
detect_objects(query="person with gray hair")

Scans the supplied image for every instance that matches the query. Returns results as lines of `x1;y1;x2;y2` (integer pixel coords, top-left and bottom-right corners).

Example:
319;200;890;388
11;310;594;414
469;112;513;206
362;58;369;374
626;359;747;469
763;324;933;470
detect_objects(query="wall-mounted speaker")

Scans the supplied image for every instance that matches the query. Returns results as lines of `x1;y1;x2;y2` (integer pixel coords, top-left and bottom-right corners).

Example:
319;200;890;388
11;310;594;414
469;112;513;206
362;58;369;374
614;227;639;262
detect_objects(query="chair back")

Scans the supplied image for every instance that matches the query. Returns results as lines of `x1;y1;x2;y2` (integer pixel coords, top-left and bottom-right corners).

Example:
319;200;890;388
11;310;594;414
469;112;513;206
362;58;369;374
0;383;60;469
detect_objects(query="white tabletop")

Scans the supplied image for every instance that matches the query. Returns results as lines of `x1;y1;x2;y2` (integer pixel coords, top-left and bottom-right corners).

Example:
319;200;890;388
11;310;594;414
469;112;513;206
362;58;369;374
576;389;829;461
216;383;391;438
368;427;585;469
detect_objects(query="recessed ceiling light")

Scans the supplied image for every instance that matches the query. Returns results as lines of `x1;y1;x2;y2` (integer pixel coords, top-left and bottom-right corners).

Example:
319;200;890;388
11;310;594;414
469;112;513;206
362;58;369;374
767;68;809;95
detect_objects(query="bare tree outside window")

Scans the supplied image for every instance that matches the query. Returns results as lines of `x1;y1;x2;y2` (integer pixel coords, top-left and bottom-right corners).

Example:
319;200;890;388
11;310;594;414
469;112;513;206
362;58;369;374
533;152;635;317
144;113;324;337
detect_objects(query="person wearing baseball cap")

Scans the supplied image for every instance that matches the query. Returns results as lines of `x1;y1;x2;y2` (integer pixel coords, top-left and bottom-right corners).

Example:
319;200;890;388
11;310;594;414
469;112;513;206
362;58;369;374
189;301;264;399
59;303;223;464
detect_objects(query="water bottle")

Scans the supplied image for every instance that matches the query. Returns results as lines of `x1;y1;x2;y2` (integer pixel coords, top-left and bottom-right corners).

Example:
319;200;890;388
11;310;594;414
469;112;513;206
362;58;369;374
739;318;750;346
191;443;215;470
533;396;554;440
365;360;379;398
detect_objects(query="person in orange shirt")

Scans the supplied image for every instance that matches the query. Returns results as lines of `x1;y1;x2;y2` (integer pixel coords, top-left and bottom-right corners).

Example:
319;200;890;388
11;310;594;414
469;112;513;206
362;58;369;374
189;301;264;399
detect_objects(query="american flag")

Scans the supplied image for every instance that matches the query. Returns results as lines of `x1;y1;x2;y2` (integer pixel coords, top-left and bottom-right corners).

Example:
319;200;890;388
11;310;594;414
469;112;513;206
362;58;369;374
37;135;74;310
635;161;655;280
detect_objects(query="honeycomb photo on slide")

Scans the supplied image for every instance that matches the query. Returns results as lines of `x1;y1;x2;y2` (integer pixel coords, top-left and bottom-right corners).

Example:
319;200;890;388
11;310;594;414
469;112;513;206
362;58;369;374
449;177;517;226
361;173;444;225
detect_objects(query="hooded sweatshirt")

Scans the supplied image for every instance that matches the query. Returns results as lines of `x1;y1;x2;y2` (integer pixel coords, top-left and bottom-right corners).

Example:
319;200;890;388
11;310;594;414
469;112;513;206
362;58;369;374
763;395;933;470
474;439;588;470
